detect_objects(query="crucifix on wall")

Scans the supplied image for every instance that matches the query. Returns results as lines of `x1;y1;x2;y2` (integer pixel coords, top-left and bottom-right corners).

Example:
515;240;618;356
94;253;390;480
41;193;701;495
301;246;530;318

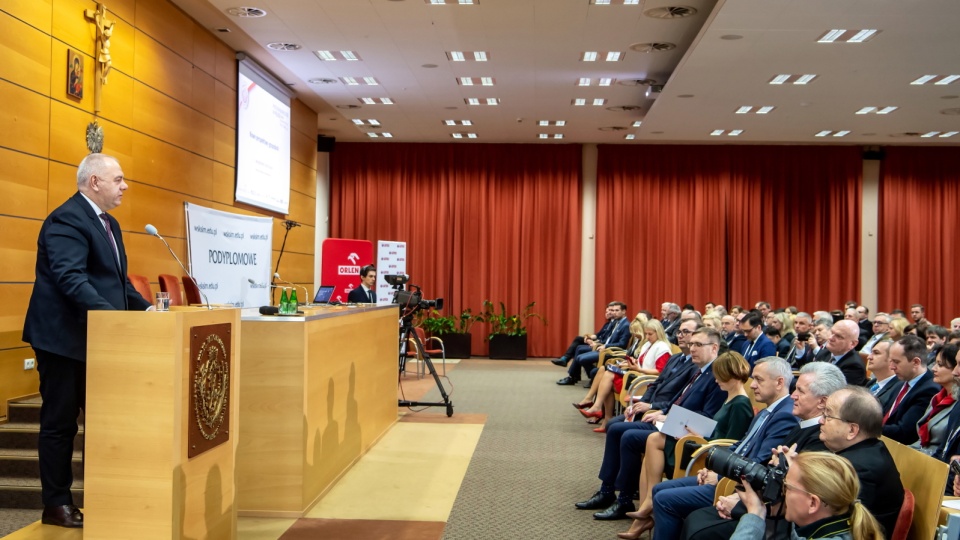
83;3;115;113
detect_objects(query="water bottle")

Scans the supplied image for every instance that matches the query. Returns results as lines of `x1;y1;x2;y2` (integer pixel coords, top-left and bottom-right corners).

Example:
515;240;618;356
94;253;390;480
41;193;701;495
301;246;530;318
289;288;299;312
280;287;290;314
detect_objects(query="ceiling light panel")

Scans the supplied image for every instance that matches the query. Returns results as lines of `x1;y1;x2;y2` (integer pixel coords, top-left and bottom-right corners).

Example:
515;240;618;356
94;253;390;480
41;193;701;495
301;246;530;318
464;98;500;105
736;106;775;114
314;50;361;61
580;51;625;62
625;134;636;140
817;29;879;43
458;77;496;86
911;75;960;85
444;120;473;126
446;51;489;61
590;0;642;4
769;74;818;85
632;121;642;127
814;130;849;137
539;120;566;126
427;0;477;3
340;77;379;86
358;98;394;104
352;119;381;125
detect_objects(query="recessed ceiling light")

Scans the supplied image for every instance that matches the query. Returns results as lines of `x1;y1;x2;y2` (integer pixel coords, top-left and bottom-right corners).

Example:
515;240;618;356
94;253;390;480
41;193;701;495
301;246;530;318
625;134;636;140
464;98;499;105
856;107;876;114
632;121;642;127
593;98;606;106
382;133;393;137
817;29;879;43
573;98;587;106
856;106;898;115
940;131;959;137
443;120;473;126
367;133;379;138
314;50;361;61
710;130;725;136
226;7;267;17
599;78;613;86
833;131;850;137
427;0;477;3
358;98;393;105
590;0;641;4
877;106;898;114
580;51;624;62
937;75;960;85
554;134;563;139
756;106;775;114
728;130;743;136
606;51;622;61
770;74;818;85
915;75;960;85
458;77;495;86
539;134;548;139
736;106;752;114
446;51;488;62
815;130;832;137
578;78;591;86
911;75;938;85
921;131;940;138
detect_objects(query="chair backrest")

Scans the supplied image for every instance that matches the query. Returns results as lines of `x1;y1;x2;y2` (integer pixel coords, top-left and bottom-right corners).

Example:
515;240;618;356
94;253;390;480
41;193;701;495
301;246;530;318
181;275;202;305
881;436;948;540
128;274;153;303
158;274;184;306
890;488;915;540
669;343;682;355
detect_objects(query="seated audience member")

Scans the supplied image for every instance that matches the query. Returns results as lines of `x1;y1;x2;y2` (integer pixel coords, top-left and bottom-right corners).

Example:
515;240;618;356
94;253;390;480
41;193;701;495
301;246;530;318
575;313;646;410
730;305;743;317
661;302;683;343
790;317;833;367
858;312;890;360
702;314;722;333
574;327;725;521
553;303;615;367
856;304;873;338
818;320;867;386
712;305;728;317
864;340;902;413
935;355;960;495
912;343;959;455
657;362;845;540
950;329;960;345
763;327;783;357
889;316;908;340
952;317;960;332
755;301;771;320
844;307;868;349
730;452;884;540
911;303;930;327
883;334;940;444
642;357;798;540
579;320;672;431
904;323;919;336
738;312;776;368
557;302;630;385
614;352;755;539
926;325;949;365
769;312;796;358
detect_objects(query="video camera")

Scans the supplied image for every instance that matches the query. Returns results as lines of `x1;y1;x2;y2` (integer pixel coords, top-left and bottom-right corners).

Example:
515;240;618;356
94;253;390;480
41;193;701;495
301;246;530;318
705;447;788;504
384;275;443;313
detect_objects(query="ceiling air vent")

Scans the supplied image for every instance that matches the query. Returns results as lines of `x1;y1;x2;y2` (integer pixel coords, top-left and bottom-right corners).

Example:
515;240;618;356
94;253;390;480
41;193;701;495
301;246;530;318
630;42;677;53
599;126;629;131
644;6;698;19
891;132;922;138
336;104;361;110
606;105;643;112
618;78;657;87
308;78;338;85
226;7;267;17
267;42;301;51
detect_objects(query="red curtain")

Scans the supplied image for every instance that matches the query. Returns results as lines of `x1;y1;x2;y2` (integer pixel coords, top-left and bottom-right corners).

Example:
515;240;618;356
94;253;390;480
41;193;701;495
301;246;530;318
596;145;863;317
330;143;582;357
878;147;960;325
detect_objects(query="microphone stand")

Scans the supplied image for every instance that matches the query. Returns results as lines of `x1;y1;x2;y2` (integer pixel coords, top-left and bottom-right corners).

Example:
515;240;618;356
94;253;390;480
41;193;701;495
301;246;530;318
149;230;211;310
272;220;297;305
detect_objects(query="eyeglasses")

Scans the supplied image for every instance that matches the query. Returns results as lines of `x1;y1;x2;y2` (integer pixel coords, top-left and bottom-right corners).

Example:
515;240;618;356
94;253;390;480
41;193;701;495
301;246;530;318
677;329;694;335
873;320;889;325
783;481;813;496
688;341;714;349
822;413;850;423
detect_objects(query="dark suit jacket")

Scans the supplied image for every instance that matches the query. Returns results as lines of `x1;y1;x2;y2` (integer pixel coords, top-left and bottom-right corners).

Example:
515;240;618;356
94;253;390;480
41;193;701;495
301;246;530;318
742;333;776;367
663;317;681;344
830;349;867;386
727;334;748;356
837;438;904;537
347;285;375;303
23;192;151;361
781;422;828;453
934;403;960;493
664;361;727;419
882;370;940;444
594;319;615;343
869;376;905;414
730;397;798;463
602;317;631;348
641;353;697;412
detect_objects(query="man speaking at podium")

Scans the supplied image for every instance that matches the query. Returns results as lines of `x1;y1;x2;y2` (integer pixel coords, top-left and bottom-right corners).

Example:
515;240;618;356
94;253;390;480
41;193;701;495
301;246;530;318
22;153;152;528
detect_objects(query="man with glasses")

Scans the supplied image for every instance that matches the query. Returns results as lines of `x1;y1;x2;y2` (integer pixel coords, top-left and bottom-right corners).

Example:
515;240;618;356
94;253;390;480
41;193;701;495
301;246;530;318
661;302;682;343
575;326;724;520
817;386;904;536
864;340;903;413
738;312;775;368
883;334;939;444
859;312;891;361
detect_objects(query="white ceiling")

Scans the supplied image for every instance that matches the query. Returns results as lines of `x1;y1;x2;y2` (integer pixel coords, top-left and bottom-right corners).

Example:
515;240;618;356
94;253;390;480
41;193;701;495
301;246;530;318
171;0;960;145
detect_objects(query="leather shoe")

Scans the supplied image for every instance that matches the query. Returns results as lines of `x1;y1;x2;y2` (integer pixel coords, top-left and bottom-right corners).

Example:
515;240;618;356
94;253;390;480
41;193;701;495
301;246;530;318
575;491;615;510
556;376;579;386
551;357;569;367
579;408;603;419
42;505;83;528
594;500;636;520
572;401;594;410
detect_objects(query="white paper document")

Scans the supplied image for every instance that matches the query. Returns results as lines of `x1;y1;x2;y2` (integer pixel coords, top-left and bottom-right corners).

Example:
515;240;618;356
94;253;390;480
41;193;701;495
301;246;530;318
659;405;718;439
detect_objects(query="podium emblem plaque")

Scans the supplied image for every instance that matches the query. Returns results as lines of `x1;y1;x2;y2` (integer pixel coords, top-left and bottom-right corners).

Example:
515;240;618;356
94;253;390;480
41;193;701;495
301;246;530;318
188;323;232;458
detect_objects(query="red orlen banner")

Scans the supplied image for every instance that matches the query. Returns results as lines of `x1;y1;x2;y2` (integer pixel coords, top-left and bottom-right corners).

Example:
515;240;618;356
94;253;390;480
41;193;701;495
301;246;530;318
320;238;374;303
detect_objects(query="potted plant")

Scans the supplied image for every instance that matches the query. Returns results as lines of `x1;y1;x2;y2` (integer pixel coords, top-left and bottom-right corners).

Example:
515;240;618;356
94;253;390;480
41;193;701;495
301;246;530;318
418;308;481;358
479;300;547;360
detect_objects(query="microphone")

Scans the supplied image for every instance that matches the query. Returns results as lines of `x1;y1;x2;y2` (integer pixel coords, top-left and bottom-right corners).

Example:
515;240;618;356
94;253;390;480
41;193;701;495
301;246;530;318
284;220;301;229
258;305;280;316
145;224;211;310
273;272;310;305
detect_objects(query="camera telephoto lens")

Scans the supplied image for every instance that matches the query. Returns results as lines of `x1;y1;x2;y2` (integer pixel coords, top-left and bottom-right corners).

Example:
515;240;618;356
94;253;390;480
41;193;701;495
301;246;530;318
705;447;787;504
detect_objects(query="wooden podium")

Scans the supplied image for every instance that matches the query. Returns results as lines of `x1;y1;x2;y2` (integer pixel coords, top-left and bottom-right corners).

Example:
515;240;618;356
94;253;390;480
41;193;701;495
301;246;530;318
84;307;241;539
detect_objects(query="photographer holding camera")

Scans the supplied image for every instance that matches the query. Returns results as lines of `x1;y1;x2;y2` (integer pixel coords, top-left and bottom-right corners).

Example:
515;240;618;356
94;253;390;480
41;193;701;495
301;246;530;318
732;452;884;540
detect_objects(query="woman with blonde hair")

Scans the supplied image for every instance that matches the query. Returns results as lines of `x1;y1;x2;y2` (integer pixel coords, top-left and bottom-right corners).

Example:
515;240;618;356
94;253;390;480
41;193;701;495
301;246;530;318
703;314;723;332
578;319;672;432
733;452;884;540
889;317;909;340
574;313;647;412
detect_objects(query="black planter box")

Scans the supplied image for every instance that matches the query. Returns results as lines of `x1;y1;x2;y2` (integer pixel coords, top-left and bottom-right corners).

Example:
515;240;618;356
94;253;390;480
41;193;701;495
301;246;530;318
488;334;527;360
437;333;472;359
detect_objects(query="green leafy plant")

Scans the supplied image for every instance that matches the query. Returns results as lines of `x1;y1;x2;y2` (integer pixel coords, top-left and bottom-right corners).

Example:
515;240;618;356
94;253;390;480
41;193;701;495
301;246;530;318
418;308;481;335
479;300;547;340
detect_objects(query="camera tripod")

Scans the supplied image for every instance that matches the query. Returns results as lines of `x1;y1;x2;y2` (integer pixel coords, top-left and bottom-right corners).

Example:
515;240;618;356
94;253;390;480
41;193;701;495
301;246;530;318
398;316;454;417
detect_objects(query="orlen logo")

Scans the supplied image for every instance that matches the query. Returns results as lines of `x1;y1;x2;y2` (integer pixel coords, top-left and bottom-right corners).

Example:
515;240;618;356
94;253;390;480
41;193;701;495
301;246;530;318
347;253;360;264
338;265;360;275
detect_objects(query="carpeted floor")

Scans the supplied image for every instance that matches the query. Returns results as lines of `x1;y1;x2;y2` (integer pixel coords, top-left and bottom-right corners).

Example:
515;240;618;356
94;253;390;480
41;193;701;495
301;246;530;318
435;359;631;539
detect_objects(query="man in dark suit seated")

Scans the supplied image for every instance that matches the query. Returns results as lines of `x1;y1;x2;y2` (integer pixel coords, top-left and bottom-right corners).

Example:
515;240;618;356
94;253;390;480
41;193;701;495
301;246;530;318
646;357;799;540
865;339;903;413
346;264;378;303
22;154;153;528
558;302;630;385
738;312;776;368
574;324;723;520
790;317;833;368
552;303;616;367
883;334;940;444
817;320;867;386
661;302;682;344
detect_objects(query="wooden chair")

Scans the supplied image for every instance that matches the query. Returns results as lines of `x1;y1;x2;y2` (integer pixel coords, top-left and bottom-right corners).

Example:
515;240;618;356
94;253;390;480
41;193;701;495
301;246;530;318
891;488;915;540
128;274;153;303
673;435;738;478
414;327;446;376
881;436;948;540
714;477;737;503
181;275;203;305
620;375;658;408
158;274;184;306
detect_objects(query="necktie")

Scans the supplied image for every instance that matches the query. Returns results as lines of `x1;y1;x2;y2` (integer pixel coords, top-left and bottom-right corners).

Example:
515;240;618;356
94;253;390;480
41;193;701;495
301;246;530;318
673;369;702;406
869;381;880;393
743;340;755;360
368;289;376;303
605;319;622;345
736;408;771;456
883;382;911;424
99;213;119;263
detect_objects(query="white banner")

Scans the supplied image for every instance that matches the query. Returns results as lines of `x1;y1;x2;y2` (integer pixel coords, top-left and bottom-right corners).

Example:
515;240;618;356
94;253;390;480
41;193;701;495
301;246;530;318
376;240;407;302
185;202;273;307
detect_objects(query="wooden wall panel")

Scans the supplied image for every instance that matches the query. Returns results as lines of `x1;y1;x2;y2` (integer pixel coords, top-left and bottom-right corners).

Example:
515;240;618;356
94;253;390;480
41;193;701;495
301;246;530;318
213;41;236;90
190;66;215;119
212;162;236;205
0;149;50;220
134;0;193;62
0;12;52;95
51;0;97;57
0;80;51;157
100;69;136;127
291;130;317;170
274;252;314;285
290;159;317;198
128;132;215;198
213;80;235;127
0;285;33;336
106;0;136;26
191;25;216;76
291;99;316;138
134;29;192;105
271;223;315;256
0;218;44;283
213;121;235;166
133;81;214;157
287;192;317;228
3;0;53;34
48;103;133;170
107;16;136;76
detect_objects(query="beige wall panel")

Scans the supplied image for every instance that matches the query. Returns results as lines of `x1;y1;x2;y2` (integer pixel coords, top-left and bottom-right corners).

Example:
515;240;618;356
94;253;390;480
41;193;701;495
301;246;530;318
51;0;97;57
126;233;188;279
47;161;79;210
211;162;235;205
134;29;192;105
120;181;193;239
0;81;50;157
213;80;235;128
0;284;32;337
213;41;236;90
4;0;53;34
51;40;94;112
0;12;52;95
134;0;193;62
0;217;43;283
128;132;214;198
0;348;39;418
290;99;315;139
105;16;135;77
48;102;132;168
287;191;316;227
273;252;313;285
191;26;216;76
99;68;135;127
133;82;214;158
271;223;315;256
104;0;135;25
0;148;50;220
190;66;215;119
290;129;317;170
213;120;235;166
290;159;317;198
